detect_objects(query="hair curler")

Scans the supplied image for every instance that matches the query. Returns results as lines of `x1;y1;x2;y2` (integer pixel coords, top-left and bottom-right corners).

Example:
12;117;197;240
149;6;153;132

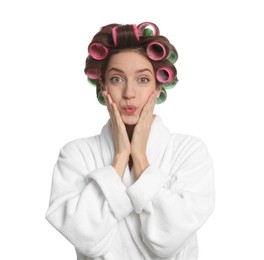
163;79;178;89
131;24;140;41
156;87;167;104
97;90;106;105
86;68;101;80
112;24;139;46
137;22;159;36
146;41;167;61
87;77;97;86
88;42;109;60
156;67;173;83
112;26;118;46
167;50;178;64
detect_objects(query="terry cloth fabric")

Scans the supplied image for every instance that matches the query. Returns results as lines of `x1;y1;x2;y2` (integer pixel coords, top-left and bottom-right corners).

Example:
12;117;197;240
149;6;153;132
46;116;215;260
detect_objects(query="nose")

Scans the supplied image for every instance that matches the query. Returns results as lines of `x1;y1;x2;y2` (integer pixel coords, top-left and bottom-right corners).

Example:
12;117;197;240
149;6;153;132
123;81;135;100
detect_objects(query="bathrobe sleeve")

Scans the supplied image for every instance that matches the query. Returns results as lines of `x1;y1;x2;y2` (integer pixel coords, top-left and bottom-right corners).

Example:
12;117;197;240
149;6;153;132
46;139;133;257
127;137;215;258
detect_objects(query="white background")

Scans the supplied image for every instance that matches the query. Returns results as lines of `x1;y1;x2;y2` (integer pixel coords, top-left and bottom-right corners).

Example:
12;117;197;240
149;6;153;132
0;0;263;259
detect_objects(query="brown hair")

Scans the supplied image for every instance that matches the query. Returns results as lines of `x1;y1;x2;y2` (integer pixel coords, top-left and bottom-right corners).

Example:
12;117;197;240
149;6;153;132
84;22;178;104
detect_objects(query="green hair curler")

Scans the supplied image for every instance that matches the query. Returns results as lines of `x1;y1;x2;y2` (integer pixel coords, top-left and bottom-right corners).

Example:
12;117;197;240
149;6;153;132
167;50;178;64
87;77;97;87
156;87;167;104
97;90;106;106
163;80;178;90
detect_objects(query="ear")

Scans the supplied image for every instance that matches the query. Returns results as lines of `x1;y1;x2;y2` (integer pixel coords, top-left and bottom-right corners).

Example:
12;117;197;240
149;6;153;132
99;78;106;91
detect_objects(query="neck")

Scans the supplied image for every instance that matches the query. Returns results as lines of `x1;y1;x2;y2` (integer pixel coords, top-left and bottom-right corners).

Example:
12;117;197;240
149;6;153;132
125;124;135;141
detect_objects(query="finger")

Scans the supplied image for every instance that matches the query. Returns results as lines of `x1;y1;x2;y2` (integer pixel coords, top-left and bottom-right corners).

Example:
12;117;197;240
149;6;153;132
102;91;113;108
112;103;126;134
103;91;116;127
103;92;125;132
140;91;157;122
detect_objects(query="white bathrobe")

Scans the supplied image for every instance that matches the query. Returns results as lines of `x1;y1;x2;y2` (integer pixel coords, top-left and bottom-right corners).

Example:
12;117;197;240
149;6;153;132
46;116;215;260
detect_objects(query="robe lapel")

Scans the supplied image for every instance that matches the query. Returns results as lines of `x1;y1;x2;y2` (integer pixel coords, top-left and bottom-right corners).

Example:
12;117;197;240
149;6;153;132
99;119;115;167
146;116;171;168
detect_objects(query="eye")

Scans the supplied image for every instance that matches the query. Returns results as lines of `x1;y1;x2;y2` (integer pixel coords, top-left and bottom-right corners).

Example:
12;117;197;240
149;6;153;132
138;77;150;84
110;76;124;84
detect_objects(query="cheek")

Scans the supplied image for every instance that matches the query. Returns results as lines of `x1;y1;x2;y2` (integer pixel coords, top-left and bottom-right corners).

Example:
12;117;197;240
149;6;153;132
107;87;117;97
140;88;156;102
107;88;122;104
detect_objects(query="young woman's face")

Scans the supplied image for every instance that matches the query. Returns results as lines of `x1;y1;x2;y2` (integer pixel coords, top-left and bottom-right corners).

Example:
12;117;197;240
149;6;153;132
104;50;159;125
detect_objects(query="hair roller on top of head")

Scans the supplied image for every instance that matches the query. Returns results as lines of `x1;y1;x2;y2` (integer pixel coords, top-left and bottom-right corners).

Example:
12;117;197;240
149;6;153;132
112;24;139;47
146;41;167;61
88;42;109;60
112;26;118;46
131;24;140;41
137;22;159;36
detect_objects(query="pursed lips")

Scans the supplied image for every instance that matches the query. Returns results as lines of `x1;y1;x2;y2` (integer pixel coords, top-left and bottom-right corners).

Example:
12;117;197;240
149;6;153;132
122;105;137;115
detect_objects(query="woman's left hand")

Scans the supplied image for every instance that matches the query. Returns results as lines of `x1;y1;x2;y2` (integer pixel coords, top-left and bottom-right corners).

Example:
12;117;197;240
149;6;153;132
131;91;158;180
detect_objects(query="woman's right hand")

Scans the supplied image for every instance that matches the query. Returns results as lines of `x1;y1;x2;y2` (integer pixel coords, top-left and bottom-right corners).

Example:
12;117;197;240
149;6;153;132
102;91;130;179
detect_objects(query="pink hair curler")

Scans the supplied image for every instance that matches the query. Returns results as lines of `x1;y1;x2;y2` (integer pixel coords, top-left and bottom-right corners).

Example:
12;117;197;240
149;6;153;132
131;24;140;41
146;41;167;61
112;24;139;46
88;42;109;60
156;67;173;83
86;68;101;80
137;22;159;36
112;26;118;46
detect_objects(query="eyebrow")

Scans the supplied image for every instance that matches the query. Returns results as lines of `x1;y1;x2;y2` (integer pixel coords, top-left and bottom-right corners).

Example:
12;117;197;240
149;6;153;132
108;67;153;74
108;67;123;73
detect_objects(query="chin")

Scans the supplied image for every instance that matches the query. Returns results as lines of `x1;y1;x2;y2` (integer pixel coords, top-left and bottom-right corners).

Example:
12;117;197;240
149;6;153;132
122;115;139;126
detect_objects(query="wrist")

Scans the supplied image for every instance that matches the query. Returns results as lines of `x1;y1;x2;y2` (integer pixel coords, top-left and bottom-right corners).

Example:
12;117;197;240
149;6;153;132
131;153;149;180
112;153;129;179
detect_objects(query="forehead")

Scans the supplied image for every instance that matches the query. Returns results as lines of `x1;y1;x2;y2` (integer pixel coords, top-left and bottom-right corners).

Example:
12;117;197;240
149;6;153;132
106;50;154;73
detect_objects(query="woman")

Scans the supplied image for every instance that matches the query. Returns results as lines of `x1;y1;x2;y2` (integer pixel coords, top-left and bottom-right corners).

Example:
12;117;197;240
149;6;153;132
46;22;215;260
